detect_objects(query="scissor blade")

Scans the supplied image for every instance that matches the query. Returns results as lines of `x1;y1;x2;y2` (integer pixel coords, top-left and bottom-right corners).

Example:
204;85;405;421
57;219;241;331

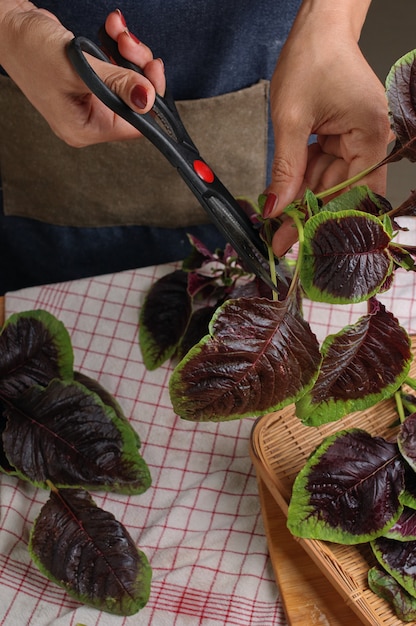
67;36;287;293
202;195;286;292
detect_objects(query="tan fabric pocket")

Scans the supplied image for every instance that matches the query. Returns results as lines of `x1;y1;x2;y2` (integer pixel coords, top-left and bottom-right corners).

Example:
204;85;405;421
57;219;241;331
0;76;268;228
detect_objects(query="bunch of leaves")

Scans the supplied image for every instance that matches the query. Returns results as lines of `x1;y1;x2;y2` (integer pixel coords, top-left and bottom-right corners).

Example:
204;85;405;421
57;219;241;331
0;309;151;615
139;49;416;426
287;383;416;621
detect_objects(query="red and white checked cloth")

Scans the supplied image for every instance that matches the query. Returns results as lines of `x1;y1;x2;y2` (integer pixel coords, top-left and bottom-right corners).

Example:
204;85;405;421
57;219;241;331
2;260;415;626
2;264;286;626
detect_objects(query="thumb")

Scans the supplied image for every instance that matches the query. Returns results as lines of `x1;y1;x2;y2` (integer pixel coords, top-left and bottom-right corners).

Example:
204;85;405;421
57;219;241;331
263;131;309;218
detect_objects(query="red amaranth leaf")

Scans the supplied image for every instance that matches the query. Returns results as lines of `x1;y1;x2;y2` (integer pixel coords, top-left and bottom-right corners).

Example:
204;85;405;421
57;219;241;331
169;296;321;421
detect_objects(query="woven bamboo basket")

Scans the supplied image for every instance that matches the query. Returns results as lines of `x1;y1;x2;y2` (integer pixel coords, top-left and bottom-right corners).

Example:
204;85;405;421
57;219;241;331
250;335;416;626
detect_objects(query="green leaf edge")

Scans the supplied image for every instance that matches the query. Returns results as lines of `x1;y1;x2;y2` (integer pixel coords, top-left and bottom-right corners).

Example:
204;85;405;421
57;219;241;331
28;493;152;616
385;48;416;100
300;209;393;304
138;305;180;371
169;304;321;422
2;309;74;380
287;428;404;544
368;566;416;621
7;379;152;495
295;327;413;427
371;539;416;601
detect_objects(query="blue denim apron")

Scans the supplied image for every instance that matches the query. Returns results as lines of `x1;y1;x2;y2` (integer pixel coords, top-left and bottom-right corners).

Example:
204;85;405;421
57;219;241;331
0;0;301;292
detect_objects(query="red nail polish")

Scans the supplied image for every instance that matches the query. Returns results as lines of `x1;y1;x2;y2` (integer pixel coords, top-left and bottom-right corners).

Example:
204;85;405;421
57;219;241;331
116;9;127;27
262;193;278;218
131;84;148;110
128;31;141;45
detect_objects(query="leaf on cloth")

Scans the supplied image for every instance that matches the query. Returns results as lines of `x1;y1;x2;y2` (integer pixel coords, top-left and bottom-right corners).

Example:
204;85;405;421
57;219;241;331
287;429;405;544
0;310;74;399
139;269;192;370
3;379;151;494
73;371;142;448
29;488;151;615
300;209;393;303
296;300;412;426
176;305;218;361
169;296;321;421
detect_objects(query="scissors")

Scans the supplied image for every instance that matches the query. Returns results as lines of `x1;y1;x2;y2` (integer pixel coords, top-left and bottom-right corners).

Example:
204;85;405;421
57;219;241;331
66;32;284;292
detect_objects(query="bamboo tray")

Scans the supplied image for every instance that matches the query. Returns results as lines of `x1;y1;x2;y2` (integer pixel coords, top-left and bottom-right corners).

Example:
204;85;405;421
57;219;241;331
250;335;416;626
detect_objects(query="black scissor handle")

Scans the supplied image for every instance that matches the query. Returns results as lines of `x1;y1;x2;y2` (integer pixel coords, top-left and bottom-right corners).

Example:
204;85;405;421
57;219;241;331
66;36;280;292
66;37;191;149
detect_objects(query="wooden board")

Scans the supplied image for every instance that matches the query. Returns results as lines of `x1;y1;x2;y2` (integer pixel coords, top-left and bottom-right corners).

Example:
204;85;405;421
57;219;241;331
257;476;359;625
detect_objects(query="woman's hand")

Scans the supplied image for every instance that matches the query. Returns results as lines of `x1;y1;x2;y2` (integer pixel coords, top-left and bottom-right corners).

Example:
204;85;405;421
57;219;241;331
0;4;165;147
265;0;392;256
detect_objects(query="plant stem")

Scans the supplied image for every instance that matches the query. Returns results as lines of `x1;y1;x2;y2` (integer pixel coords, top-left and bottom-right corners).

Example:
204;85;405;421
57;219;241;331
405;376;416;391
267;242;279;301
46;479;58;493
395;390;406;424
316;163;379;200
286;213;304;299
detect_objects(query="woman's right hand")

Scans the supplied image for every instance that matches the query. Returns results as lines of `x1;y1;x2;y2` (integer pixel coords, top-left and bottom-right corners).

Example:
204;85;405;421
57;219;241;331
0;3;165;146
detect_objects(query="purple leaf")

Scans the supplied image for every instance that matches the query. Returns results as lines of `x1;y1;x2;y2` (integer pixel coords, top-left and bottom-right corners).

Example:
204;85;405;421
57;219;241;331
385;49;416;162
300;209;393;303
177;305;218;360
0;310;73;399
139;270;192;370
29;488;151;615
3;379;151;494
288;429;405;543
398;413;416;471
368;566;416;621
384;507;416;541
169;296;321;421
296;301;412;426
372;536;416;600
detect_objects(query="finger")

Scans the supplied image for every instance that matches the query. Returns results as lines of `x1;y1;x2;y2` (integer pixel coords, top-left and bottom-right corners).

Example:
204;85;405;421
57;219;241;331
303;143;335;191
143;58;165;96
271;218;298;257
314;134;388;197
266;127;309;217
304;145;349;197
89;55;156;114
116;29;155;69
105;10;130;41
105;10;156;70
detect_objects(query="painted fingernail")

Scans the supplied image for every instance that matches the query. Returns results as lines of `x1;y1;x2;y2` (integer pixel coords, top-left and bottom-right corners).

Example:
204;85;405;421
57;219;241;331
116;9;127;27
131;84;148;110
262;192;278;218
126;29;141;45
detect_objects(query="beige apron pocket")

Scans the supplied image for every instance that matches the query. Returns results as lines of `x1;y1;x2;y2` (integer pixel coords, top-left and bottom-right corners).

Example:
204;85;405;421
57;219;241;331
0;76;268;228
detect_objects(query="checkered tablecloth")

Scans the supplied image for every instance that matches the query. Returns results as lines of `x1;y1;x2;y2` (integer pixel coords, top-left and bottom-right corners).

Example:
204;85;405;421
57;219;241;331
2;260;415;626
1;264;285;626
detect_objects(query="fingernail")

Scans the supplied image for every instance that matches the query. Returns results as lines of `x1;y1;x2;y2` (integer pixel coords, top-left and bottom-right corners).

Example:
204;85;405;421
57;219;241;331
131;84;148;110
156;57;164;70
262;192;278;219
116;9;127;27
125;29;141;45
